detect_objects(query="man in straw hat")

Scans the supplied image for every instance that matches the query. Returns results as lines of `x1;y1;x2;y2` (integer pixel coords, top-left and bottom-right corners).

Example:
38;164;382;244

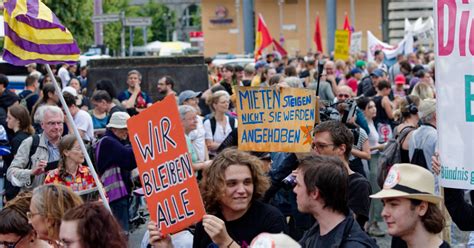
370;163;449;248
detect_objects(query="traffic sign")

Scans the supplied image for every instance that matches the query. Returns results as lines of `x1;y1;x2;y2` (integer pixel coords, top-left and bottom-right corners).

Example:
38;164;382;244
92;14;120;23
124;17;152;27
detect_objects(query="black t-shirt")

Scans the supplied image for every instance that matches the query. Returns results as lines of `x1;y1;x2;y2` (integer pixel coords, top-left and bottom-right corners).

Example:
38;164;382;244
440;240;451;248
193;201;288;248
348;172;372;228
299;218;345;248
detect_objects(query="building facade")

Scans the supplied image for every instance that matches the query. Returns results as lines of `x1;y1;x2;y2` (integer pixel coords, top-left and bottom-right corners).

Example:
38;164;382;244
201;0;383;57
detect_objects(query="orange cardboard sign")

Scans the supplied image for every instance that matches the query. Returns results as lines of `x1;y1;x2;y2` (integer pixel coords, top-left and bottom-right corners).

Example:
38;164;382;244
127;95;205;235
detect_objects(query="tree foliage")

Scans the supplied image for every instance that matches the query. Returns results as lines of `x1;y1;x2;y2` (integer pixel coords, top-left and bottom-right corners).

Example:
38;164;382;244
39;0;176;55
43;0;94;52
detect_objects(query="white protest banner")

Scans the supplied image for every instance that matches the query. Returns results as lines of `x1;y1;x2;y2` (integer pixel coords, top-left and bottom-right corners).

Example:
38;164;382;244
405;17;434;41
435;0;474;189
367;31;413;62
350;31;362;54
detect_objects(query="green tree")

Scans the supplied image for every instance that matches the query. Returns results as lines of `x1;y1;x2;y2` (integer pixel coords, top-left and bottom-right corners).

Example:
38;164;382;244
43;0;94;51
139;0;176;42
102;0;130;55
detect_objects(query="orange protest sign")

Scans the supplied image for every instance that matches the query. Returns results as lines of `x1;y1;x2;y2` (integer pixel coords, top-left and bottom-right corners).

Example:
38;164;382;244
127;95;205;235
236;87;317;152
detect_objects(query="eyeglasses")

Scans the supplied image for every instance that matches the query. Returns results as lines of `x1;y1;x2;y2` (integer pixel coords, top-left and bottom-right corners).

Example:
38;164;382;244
1;235;26;248
311;142;336;151
45;121;64;126
26;211;41;219
337;94;351;98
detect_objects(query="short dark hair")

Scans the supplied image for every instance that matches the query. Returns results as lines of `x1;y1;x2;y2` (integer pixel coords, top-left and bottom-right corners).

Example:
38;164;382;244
374;50;383;57
63;92;77;107
234;65;244;72
377;80;391;91
356;96;373;111
0;74;9;88
91;90;112;103
96;79;117;99
314;120;353;160
298;155;349;215
223;64;234;73
161;76;175;89
25;74;38;87
410;199;445;234
284;65;297;77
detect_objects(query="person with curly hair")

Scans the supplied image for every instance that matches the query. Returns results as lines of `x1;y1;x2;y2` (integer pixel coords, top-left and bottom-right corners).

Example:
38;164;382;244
60;202;127;248
147;148;288;248
44;134;96;192
0;192;50;248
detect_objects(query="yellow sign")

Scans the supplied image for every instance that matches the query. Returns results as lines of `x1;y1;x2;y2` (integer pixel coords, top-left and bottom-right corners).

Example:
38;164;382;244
334;29;350;60
236;87;317;152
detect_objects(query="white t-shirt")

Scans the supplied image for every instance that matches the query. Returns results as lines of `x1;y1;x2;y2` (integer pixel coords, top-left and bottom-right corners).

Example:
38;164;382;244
58;67;71;88
188;116;206;162
203;116;238;154
74;109;95;142
367;120;380;154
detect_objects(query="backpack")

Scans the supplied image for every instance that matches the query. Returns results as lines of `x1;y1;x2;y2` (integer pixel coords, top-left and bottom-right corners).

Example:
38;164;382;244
377;126;415;187
210;116;236;137
5;134;40;200
20;92;35;109
410;133;429;169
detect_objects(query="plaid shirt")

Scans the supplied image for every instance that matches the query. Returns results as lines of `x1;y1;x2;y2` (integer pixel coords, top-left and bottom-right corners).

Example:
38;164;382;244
44;165;96;192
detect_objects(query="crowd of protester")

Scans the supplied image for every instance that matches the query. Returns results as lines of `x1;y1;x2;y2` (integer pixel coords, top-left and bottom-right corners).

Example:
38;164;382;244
0;47;470;248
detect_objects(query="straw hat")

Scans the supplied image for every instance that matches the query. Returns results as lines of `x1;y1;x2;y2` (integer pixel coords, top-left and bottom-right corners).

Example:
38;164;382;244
250;233;301;248
370;163;442;204
106;112;130;129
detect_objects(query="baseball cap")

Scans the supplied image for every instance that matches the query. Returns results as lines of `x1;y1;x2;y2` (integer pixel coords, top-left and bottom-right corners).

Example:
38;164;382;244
62;86;78;97
255;60;268;70
106;112;130;129
370;68;385;78
178;90;202;105
355;60;366;68
370;163;442;204
350;68;363;76
394;74;406;85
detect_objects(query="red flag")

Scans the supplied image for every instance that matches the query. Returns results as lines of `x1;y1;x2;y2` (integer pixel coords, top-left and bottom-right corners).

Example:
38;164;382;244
343;13;352;44
254;14;273;60
272;39;287;56
313;15;323;52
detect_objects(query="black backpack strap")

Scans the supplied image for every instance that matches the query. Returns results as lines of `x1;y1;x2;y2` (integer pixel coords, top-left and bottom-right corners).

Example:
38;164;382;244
26;134;40;171
210;117;217;137
229;116;235;130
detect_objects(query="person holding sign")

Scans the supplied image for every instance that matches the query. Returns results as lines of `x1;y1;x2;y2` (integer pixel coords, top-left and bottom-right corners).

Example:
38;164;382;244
194;148;287;247
147;148;288;248
204;91;237;157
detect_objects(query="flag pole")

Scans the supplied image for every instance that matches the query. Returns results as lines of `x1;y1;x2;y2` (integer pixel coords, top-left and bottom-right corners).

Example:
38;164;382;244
45;64;111;212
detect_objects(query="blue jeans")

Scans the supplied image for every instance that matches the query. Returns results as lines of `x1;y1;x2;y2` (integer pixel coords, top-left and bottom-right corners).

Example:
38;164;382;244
110;197;130;233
